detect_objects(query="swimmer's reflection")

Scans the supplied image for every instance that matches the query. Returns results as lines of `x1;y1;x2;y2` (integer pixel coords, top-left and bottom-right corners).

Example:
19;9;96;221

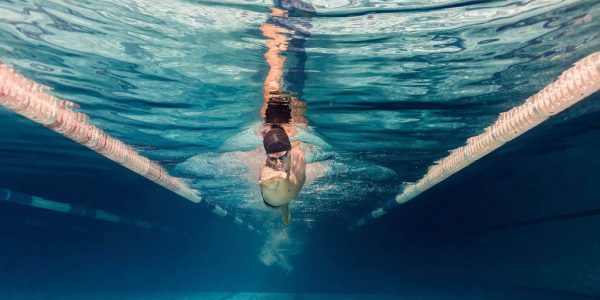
258;1;314;224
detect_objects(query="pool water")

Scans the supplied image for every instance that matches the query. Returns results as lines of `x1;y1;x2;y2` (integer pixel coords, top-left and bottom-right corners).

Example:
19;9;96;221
0;0;599;298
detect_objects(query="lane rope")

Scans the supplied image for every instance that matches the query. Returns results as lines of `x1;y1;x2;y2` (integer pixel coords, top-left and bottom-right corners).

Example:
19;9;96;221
350;52;600;231
0;63;260;234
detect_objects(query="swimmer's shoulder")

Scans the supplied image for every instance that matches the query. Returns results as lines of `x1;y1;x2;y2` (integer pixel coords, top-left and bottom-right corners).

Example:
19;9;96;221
291;141;305;158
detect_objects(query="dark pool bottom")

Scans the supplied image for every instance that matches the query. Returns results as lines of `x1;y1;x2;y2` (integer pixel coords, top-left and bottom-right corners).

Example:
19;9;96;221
0;290;594;300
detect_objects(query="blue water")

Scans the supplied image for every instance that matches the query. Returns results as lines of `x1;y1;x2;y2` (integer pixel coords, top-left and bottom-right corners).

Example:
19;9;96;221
0;0;599;298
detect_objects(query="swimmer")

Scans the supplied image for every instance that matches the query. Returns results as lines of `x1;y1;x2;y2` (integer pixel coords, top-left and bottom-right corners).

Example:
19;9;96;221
259;125;306;224
258;1;314;224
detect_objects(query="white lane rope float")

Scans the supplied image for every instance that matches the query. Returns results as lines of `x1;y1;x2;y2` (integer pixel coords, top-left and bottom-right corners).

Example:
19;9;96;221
350;51;600;231
0;63;259;234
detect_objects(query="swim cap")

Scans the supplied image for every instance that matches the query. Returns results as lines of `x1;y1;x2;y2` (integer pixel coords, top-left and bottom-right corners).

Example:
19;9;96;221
263;126;292;154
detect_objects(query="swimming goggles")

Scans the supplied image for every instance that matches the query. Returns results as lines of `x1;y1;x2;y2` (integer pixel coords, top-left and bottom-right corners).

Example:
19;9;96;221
267;150;289;162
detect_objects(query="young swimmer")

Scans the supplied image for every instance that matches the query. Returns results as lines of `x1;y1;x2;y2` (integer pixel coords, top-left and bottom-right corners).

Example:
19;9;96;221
259;125;306;224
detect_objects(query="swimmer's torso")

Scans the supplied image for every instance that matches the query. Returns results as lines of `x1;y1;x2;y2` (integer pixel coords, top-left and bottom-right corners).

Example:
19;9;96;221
260;141;306;207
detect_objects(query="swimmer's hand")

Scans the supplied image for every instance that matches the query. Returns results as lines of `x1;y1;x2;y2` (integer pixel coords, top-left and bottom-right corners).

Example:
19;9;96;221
259;171;287;187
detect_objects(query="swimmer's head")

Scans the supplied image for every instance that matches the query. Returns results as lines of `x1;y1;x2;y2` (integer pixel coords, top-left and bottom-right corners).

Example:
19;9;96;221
264;125;291;154
263;125;292;171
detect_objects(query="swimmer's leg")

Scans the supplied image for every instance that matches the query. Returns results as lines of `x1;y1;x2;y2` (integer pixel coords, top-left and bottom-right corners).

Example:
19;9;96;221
280;203;291;225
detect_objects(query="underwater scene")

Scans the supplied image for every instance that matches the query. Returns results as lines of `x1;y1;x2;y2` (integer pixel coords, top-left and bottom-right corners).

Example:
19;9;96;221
0;0;599;299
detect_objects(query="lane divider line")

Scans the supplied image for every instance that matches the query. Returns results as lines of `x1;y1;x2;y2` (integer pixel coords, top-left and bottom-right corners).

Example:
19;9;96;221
1;188;163;230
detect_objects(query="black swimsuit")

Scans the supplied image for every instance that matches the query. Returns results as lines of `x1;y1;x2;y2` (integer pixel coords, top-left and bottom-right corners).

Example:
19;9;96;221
263;197;278;208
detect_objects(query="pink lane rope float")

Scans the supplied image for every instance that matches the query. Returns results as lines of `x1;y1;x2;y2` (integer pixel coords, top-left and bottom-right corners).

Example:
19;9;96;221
0;63;200;202
0;63;262;233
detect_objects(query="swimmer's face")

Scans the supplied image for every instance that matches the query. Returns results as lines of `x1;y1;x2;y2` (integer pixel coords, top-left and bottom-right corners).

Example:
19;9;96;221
266;150;290;171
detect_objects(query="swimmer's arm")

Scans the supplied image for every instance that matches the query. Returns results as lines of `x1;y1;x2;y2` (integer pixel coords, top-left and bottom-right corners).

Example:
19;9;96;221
259;165;288;189
288;141;307;187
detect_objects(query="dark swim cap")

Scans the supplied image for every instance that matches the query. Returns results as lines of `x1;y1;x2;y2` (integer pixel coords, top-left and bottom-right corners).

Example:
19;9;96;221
263;126;291;154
